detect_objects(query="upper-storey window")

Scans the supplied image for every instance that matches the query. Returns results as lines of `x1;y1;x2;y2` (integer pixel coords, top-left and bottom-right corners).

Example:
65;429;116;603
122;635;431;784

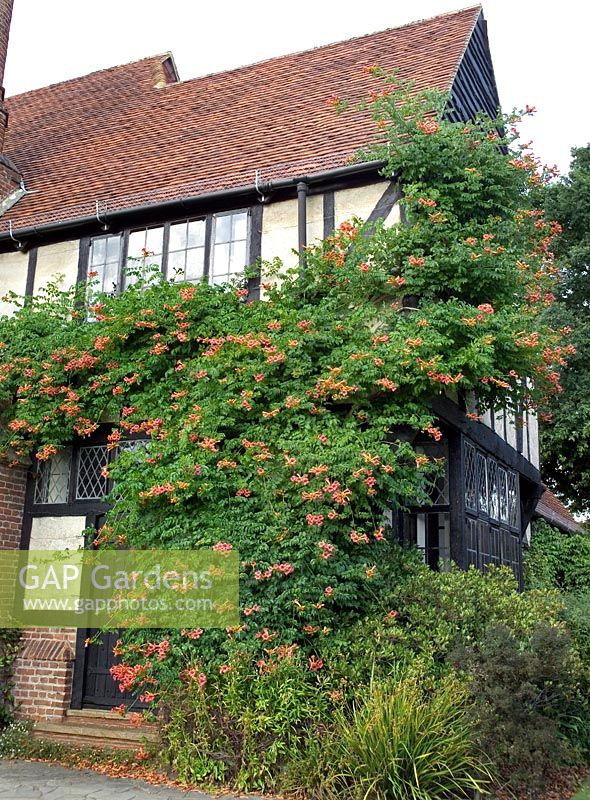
211;211;248;285
87;210;250;294
89;234;123;295
167;219;207;282
126;226;165;287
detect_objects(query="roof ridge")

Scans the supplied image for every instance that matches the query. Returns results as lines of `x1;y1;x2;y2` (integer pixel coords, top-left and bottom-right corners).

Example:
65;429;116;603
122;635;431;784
164;5;481;90
6;51;174;101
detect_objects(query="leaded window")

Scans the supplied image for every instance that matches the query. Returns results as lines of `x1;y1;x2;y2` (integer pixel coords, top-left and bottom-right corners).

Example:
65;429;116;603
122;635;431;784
403;437;450;571
507;471;520;529
462;438;521;580
34;448;72;504
466;517;478;568
76;445;109;501
32;439;146;506
498;467;508;524
488;459;499;521
476;452;488;515
417;441;449;506
464;441;477;512
478;519;491;567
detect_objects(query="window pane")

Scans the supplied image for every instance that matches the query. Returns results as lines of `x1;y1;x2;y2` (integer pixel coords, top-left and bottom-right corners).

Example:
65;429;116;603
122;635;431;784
91;238;106;265
145;226;164;256
466;517;478;567
128;230;146;259
488;460;499;520
187;220;206;248
464;442;477;512
106;236;121;262
232;212;248;241
103;260;119;293
185;248;205;281
229;239;247;275
76;446;108;501
34;448;72;504
507;471;519;529
169;222;188;252
477;453;488;515
498;468;508;523
212;243;230;276
214;215;232;243
167;250;186;281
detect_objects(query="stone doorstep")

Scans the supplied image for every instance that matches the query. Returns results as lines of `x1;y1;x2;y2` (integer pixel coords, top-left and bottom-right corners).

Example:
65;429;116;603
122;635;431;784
33;709;158;751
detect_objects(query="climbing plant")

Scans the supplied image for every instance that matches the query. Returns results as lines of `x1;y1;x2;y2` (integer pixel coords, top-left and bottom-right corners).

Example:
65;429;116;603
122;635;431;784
0;75;567;680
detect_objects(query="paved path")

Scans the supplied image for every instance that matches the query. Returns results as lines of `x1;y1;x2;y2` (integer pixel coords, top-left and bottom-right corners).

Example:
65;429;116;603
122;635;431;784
0;761;263;800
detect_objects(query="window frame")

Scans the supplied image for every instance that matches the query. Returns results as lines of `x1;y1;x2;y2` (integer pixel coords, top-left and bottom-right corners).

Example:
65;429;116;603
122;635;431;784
30;434;149;513
462;437;521;579
87;208;252;294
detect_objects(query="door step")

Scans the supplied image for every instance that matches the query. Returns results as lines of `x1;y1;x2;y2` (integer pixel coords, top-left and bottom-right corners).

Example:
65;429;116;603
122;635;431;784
34;709;157;751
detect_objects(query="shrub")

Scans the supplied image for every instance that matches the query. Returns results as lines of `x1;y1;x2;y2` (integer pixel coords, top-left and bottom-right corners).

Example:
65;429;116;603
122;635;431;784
161;646;330;793
316;672;492;800
352;561;564;673
525;520;590;592
564;592;590;665
0;630;21;729
452;623;585;790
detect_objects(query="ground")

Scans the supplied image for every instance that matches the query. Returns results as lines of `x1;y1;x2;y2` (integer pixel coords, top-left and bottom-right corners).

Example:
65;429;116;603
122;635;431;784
0;761;266;800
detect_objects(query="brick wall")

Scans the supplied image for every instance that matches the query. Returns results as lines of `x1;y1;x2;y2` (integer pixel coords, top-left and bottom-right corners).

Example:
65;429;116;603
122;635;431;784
13;628;77;721
0;462;26;548
0;462;78;722
0;0;13;90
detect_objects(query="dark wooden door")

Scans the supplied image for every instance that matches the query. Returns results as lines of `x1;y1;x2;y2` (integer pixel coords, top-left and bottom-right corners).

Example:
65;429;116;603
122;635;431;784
71;514;142;710
72;628;138;709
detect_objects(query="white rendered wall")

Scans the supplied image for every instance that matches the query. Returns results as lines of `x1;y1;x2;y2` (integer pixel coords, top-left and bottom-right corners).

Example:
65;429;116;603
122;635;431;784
33;240;79;294
29;516;86;551
0;249;28;317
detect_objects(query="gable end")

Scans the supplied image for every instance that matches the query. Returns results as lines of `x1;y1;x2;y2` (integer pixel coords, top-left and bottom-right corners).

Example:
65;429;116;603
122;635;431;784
446;12;501;122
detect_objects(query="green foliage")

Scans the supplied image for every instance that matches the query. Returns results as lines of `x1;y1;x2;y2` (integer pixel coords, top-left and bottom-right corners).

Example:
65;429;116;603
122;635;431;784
377;561;562;667
161;645;329;792
0;76;571;796
315;673;492;800
564;592;590;665
0;630;21;729
542;145;590;513
452;623;586;791
525;519;590;592
0;78;565;669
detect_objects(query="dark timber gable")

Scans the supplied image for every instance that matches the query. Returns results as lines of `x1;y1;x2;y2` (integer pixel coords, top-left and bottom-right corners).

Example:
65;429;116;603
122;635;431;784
446;12;501;123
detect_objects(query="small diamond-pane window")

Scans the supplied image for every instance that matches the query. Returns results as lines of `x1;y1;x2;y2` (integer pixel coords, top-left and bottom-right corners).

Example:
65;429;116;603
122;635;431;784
464;442;477;512
476;453;488;515
34;448;72;504
507;471;520;529
488;460;499;520
417;441;449;505
76;445;108;500
498;467;508;524
211;211;248;285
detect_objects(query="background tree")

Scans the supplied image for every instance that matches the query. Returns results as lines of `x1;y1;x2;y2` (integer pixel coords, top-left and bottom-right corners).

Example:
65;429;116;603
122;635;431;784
541;145;590;513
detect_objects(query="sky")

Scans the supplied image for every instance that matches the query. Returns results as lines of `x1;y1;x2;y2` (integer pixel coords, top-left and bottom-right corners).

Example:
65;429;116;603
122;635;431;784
3;0;589;177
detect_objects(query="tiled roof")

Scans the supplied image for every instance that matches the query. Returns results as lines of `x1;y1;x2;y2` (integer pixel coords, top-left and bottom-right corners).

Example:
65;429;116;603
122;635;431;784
535;488;583;535
1;5;481;233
